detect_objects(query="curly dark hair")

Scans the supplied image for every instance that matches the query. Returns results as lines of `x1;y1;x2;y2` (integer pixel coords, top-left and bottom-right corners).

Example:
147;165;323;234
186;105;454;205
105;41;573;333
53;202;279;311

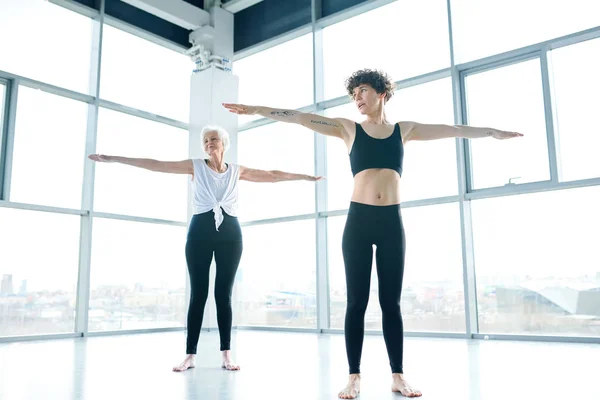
345;69;395;103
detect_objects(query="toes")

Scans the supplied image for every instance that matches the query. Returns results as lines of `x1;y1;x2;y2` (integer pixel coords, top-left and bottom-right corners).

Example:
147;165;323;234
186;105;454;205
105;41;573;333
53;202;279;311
173;363;190;372
403;389;420;398
338;390;356;399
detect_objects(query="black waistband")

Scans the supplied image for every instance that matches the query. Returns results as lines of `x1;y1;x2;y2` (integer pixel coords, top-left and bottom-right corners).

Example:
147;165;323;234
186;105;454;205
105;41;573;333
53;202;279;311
348;201;401;214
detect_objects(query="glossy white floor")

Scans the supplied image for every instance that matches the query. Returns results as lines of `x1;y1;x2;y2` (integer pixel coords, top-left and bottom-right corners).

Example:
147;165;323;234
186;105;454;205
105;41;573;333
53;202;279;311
0;330;598;400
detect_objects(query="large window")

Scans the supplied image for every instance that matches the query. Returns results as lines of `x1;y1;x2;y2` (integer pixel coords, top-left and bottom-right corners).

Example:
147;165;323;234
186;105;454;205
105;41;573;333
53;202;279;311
329;203;465;332
237;122;315;221
386;78;457;201
465;59;550;189
10;87;88;209
451;0;600;63
0;0;94;94
89;218;187;332
322;0;450;100
233;220;317;328
93;108;189;221
100;25;191;122
2;0;599;345
550;38;600;182
0;208;79;337
472;186;600;337
234;34;314;125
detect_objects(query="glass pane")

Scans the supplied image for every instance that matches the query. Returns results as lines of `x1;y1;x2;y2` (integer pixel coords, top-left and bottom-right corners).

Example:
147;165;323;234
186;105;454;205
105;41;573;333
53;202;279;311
234;34;313;125
550;38;600;181
322;0;450;100
10;87;88;209
451;0;600;63
465;59;550;189
89;218;187;332
0;0;93;93
324;103;358;211
100;25;191;122
233;220;316;328
0;208;79;336
472;186;600;337
237;122;315;221
94;108;189;221
329;203;465;332
386;78;458;201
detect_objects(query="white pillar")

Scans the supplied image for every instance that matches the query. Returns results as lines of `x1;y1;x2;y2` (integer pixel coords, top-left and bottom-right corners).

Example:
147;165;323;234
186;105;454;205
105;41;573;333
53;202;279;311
186;6;238;331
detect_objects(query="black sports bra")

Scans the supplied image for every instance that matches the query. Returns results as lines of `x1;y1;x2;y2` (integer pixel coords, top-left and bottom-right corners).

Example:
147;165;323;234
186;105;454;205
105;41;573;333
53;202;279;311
349;123;404;177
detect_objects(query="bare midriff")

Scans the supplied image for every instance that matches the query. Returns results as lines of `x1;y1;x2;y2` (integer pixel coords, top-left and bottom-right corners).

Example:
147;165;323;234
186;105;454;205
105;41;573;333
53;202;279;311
350;168;401;206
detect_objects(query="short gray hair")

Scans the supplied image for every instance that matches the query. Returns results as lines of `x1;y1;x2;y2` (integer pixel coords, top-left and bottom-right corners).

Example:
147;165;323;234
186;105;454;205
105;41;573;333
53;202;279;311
200;125;230;155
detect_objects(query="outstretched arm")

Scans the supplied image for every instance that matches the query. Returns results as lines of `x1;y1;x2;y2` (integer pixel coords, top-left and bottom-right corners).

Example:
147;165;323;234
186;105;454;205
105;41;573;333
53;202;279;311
88;154;193;174
239;166;323;183
400;121;524;142
223;103;351;140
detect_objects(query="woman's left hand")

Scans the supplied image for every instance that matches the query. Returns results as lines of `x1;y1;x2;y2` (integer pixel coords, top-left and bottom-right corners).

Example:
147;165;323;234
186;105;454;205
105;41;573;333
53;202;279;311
491;129;524;140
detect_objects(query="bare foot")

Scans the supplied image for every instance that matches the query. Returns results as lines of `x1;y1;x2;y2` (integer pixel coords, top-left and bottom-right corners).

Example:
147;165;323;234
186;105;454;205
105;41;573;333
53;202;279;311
391;373;421;397
338;374;360;399
221;350;240;371
172;354;196;372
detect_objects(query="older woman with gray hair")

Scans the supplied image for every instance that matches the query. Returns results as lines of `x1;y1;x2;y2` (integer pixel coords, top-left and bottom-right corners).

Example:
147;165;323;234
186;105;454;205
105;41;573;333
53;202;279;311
89;125;322;373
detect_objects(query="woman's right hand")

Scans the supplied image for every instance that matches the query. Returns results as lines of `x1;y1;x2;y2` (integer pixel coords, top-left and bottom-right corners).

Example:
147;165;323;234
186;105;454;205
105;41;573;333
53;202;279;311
88;154;113;162
222;103;259;115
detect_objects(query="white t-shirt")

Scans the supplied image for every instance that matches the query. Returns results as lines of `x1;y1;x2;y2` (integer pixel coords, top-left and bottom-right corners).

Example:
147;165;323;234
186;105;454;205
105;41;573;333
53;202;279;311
191;159;240;231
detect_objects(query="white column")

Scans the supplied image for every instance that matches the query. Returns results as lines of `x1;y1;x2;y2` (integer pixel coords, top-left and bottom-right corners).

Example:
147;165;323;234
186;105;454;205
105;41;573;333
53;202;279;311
186;6;238;331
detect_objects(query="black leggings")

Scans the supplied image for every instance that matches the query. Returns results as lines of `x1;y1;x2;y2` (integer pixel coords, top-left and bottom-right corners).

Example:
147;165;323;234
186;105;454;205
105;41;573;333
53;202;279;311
342;202;406;374
185;210;243;354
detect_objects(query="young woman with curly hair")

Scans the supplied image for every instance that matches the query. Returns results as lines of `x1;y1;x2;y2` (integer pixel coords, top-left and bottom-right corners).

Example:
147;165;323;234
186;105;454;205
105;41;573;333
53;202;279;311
224;69;522;398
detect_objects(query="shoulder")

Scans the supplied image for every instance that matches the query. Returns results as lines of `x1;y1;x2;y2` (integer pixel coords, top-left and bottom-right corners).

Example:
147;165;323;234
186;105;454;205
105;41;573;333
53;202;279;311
333;118;358;142
190;159;207;175
229;163;242;175
333;118;356;132
397;121;418;143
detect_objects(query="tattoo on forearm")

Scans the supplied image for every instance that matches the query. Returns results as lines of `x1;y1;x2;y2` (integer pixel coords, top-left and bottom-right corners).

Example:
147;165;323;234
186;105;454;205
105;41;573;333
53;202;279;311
270;110;298;117
310;120;339;128
486;131;494;136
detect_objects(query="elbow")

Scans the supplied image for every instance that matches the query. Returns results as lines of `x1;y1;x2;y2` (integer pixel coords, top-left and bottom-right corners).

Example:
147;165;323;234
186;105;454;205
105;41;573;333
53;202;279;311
149;160;160;172
269;170;283;182
150;160;166;173
295;113;310;125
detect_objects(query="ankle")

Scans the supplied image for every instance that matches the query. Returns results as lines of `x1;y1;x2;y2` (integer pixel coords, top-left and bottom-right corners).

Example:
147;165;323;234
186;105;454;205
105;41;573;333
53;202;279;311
349;374;361;381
